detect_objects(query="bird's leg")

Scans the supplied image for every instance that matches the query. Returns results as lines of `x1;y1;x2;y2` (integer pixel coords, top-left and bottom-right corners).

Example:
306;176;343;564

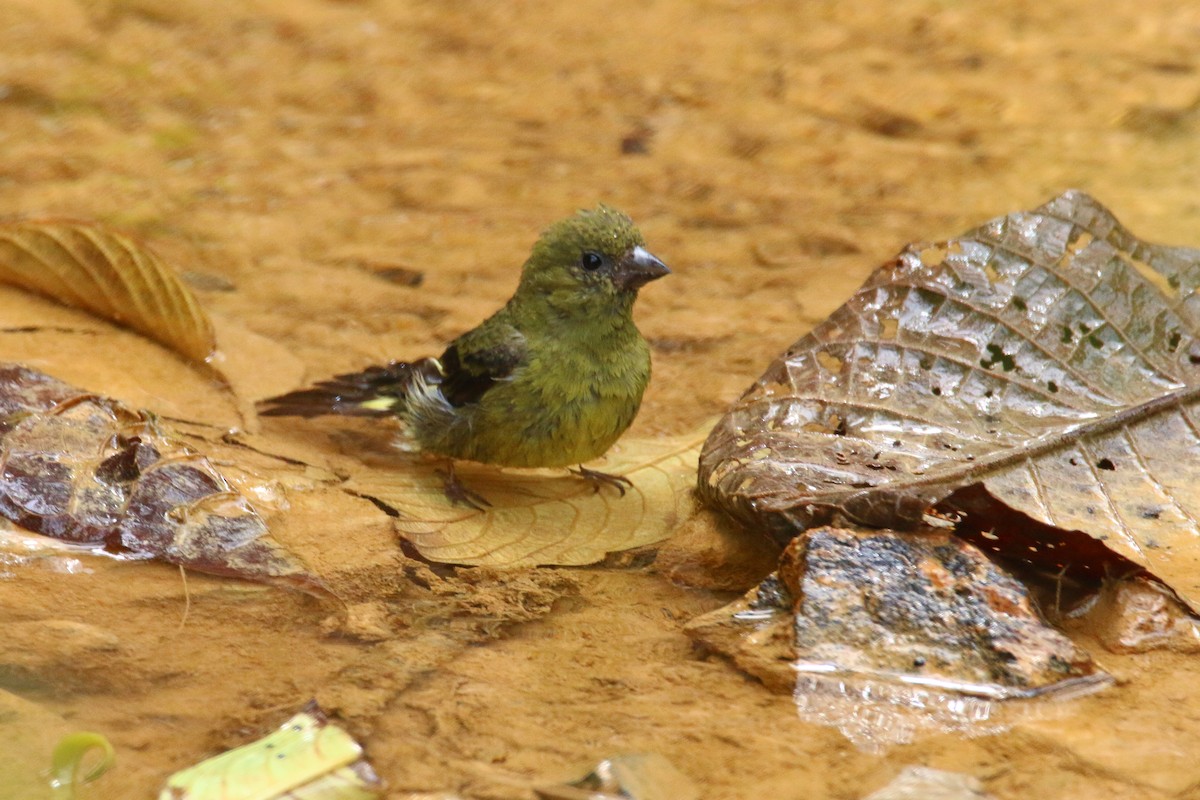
437;461;492;510
569;465;633;497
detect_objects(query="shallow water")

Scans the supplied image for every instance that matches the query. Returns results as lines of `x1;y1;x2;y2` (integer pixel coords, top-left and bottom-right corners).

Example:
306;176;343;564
1;0;1199;797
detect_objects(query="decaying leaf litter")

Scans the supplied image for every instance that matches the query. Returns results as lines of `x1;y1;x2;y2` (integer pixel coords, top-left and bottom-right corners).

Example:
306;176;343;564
3;0;1200;796
703;190;1200;606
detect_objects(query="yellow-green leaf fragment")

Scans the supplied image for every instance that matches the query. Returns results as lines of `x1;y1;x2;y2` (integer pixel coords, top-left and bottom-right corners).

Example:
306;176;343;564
158;705;380;800
50;732;116;800
0;220;217;363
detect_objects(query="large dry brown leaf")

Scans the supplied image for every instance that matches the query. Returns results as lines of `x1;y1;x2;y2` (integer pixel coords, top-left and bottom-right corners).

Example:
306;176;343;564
347;431;704;567
0;364;327;596
700;190;1200;606
0;220;216;363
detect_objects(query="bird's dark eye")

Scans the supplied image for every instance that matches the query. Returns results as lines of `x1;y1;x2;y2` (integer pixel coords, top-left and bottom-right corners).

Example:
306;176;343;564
581;251;604;271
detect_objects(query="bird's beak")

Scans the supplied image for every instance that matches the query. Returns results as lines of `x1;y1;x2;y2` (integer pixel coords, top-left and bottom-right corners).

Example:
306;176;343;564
614;245;670;291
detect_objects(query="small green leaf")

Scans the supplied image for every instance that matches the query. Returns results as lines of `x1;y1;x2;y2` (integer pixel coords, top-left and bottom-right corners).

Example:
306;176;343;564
50;732;115;800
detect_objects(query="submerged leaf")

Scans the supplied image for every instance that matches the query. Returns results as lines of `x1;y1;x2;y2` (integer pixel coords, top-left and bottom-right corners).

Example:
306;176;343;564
700;191;1200;607
348;430;704;567
0;220;216;363
159;703;380;800
0;364;326;595
50;732;116;800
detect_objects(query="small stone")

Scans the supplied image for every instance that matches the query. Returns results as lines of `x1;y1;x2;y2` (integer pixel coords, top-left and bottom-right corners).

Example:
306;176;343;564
322;601;392;642
864;766;994;800
688;526;1107;698
0;620;128;692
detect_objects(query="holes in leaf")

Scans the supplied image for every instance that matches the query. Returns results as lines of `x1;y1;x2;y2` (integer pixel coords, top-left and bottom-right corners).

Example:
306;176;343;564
1067;232;1095;255
1127;254;1178;297
1096;458;1116;471
1168;330;1182;351
1012;296;1028;312
1047;380;1059;393
980;343;1017;372
806;412;848;436
919;244;949;267
816;351;844;373
931;386;942;396
1061;325;1073;344
916;287;946;309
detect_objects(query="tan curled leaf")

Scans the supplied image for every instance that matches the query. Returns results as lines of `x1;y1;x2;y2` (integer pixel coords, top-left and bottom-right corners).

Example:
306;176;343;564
700;190;1200;607
0;220;216;363
0;363;328;597
348;430;705;567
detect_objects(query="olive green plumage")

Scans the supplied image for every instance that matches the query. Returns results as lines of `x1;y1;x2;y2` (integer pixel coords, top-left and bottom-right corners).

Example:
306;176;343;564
261;206;669;477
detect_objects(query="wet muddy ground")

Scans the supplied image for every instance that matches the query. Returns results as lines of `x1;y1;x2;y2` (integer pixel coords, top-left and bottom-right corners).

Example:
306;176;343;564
2;0;1199;797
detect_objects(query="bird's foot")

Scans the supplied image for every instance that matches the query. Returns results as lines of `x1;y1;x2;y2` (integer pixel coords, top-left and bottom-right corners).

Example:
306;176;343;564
569;465;633;497
437;463;492;510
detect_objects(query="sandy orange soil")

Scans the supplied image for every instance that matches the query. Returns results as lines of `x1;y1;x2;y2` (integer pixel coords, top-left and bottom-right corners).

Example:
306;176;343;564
1;0;1199;798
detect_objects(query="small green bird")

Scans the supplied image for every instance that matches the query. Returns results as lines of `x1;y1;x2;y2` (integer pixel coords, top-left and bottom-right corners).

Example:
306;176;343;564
260;206;670;507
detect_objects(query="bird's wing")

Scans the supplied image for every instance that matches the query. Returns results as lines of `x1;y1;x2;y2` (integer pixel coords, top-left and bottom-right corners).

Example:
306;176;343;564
437;322;528;407
258;360;438;417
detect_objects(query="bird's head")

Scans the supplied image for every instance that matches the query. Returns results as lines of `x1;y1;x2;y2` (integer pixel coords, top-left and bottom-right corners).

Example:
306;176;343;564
517;206;670;307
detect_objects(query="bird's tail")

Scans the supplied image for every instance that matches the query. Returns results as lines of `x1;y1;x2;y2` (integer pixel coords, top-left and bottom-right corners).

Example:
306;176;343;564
258;359;440;418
